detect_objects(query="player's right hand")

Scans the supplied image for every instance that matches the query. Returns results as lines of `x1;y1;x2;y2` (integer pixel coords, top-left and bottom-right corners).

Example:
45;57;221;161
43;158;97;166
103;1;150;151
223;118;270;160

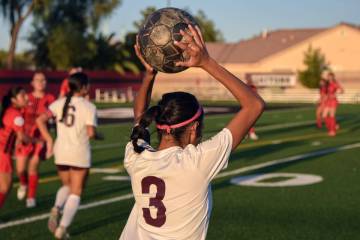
134;35;157;77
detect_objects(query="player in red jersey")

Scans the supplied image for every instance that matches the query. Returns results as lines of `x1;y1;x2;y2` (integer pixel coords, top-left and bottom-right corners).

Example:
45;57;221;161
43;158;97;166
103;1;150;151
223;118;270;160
15;72;55;208
0;87;34;209
316;78;328;129
246;75;259;140
59;67;82;98
322;72;344;136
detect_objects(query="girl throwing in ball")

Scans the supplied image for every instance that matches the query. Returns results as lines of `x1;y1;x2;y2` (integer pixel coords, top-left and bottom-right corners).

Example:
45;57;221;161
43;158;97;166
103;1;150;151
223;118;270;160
119;25;265;240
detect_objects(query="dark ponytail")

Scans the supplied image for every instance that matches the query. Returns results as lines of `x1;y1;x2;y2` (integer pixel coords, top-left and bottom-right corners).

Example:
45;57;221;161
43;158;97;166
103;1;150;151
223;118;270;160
0;86;25;129
131;106;160;153
60;72;89;123
130;92;203;154
60;91;74;123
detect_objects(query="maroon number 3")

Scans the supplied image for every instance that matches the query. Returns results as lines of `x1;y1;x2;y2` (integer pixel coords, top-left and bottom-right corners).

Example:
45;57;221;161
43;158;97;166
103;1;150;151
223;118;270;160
141;176;166;227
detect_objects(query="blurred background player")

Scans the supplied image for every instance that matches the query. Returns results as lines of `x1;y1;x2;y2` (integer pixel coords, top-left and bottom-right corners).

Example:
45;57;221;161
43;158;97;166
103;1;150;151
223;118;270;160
0;87;34;210
37;72;100;239
322;72;344;136
15;72;55;208
119;26;264;240
316;78;328;129
246;75;259;140
59;67;83;98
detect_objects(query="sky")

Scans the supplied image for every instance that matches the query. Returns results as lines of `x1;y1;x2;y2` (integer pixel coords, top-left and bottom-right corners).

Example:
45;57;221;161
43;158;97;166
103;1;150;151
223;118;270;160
1;0;360;52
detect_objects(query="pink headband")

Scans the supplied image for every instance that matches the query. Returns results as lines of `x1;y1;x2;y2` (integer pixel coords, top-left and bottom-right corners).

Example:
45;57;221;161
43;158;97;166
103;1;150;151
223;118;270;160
156;107;203;134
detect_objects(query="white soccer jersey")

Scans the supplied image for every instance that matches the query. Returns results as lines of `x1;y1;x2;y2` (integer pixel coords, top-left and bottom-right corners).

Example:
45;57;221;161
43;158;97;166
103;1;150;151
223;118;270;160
120;128;233;240
48;96;97;168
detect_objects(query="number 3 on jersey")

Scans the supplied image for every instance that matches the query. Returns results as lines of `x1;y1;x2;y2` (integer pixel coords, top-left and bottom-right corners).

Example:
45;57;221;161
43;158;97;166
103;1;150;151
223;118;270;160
64;105;76;127
141;176;166;227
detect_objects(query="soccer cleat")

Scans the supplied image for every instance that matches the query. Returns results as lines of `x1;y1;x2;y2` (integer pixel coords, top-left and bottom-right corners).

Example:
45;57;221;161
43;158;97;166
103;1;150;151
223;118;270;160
48;207;60;233
54;226;70;240
17;185;27;201
26;198;36;208
249;132;259;141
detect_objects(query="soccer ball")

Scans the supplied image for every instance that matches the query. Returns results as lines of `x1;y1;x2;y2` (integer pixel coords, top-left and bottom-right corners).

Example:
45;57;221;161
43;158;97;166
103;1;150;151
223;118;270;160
138;8;198;73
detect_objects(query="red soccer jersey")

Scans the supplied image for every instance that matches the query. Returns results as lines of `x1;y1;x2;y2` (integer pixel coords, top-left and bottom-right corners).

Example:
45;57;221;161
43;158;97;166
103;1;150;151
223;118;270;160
319;84;327;97
327;81;339;99
60;78;70;96
23;93;55;137
0;107;25;154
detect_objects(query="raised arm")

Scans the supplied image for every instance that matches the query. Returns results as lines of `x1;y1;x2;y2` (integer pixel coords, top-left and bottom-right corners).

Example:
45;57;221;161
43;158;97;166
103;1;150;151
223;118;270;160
175;25;265;150
133;38;157;124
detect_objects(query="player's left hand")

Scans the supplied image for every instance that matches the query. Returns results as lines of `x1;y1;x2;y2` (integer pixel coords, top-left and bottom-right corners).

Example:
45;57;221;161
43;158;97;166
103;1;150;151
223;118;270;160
174;24;210;68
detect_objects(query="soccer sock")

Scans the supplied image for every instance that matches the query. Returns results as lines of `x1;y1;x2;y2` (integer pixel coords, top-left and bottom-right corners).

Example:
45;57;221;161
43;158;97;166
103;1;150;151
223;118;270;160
316;116;322;128
54;186;70;209
19;172;27;186
27;174;39;199
249;127;255;134
325;116;331;131
0;192;5;208
330;117;336;132
60;194;81;228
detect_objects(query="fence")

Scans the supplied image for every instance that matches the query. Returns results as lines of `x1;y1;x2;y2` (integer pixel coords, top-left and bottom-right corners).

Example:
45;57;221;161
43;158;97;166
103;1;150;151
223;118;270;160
95;87;135;103
152;81;360;104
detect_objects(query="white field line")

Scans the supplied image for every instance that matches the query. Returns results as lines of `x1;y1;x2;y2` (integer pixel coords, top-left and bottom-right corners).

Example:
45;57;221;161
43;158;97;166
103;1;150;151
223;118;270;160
92;142;123;150
96;107;313;127
92;119;316;151
0;194;133;230
256;120;314;132
90;168;121;174
1;142;359;230
207;107;313;119
103;176;131;181
216;142;360;179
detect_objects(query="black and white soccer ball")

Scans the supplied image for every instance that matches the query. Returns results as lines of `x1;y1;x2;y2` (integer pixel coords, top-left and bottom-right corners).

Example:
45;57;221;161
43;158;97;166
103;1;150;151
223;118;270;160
138;8;198;73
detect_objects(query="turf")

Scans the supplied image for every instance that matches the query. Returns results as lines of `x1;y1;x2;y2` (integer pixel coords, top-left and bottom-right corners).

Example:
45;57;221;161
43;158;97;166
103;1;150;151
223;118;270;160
0;104;359;239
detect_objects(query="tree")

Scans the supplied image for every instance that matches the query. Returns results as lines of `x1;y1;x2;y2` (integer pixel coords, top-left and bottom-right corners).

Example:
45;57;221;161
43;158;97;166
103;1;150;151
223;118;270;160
84;33;139;74
28;0;123;70
133;6;157;30
0;0;38;69
193;10;224;42
298;46;328;88
0;49;33;69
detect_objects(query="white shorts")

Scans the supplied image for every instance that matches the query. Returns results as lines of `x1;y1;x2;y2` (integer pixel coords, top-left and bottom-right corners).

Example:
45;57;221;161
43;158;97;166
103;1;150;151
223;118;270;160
54;143;91;168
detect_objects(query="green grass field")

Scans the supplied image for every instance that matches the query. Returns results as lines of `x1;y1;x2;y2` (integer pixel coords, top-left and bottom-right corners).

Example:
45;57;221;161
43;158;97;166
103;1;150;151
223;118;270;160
0;104;359;240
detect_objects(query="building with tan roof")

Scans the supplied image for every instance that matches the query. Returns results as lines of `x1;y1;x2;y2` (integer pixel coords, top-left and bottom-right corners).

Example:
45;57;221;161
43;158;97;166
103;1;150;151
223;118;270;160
153;23;360;103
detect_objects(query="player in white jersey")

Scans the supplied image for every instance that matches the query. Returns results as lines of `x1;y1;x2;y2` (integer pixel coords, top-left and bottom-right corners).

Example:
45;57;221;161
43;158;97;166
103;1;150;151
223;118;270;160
119;25;265;240
36;72;100;239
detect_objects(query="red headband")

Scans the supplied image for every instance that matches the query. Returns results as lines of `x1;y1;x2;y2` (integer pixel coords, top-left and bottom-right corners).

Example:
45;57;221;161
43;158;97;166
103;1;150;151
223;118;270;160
156;107;203;134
